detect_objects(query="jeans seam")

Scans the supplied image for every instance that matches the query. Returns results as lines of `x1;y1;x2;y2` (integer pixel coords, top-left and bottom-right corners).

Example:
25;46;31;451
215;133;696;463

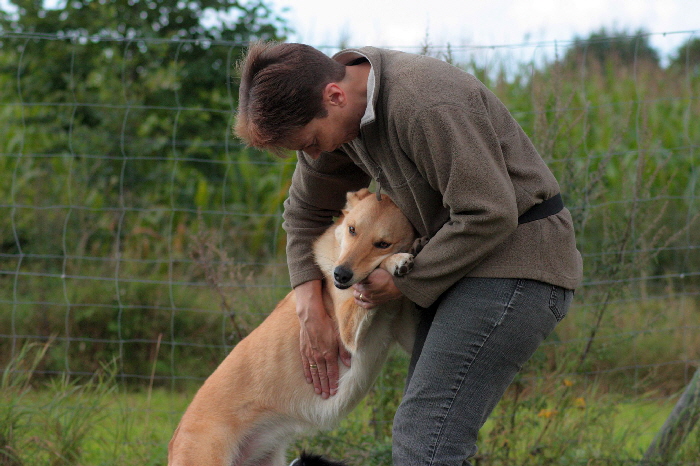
427;279;524;465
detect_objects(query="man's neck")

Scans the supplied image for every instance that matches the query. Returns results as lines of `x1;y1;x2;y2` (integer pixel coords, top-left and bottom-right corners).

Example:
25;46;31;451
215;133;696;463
342;62;371;112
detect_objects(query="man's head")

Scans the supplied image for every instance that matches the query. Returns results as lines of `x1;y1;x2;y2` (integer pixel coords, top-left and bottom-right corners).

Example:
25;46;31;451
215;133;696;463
234;42;348;154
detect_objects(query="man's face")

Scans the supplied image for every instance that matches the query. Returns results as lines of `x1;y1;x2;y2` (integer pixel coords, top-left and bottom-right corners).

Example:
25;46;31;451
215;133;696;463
285;100;362;159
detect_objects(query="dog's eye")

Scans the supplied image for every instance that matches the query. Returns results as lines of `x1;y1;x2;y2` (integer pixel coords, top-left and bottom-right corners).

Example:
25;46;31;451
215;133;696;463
374;241;391;249
348;226;356;236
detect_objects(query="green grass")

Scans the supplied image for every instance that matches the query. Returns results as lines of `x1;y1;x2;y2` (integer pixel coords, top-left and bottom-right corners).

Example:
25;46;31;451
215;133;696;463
110;382;673;466
3;381;679;466
1;44;699;465
2;334;699;466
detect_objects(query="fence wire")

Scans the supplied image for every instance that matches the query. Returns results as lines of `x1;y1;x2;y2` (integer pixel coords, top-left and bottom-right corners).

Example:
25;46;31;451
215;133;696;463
0;28;699;464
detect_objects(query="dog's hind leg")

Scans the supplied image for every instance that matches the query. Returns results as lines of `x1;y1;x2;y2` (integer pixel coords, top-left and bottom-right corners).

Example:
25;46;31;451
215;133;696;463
237;441;289;466
171;429;284;466
233;417;303;466
265;446;289;466
234;448;287;466
168;420;243;466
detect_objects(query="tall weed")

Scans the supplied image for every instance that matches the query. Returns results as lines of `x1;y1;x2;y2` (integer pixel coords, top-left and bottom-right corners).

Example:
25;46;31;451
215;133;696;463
1;340;51;466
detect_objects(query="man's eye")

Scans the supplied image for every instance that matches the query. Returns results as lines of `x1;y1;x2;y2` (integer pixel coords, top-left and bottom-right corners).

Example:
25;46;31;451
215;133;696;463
375;241;390;249
348;226;356;235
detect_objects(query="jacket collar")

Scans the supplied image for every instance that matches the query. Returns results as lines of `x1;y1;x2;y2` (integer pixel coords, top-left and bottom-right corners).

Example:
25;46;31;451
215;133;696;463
332;47;381;127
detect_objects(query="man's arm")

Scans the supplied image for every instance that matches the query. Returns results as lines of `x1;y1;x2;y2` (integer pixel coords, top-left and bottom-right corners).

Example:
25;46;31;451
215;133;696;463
284;150;370;397
295;279;352;399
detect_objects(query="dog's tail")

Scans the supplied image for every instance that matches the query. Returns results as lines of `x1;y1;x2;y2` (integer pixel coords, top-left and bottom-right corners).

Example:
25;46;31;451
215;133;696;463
289;451;349;466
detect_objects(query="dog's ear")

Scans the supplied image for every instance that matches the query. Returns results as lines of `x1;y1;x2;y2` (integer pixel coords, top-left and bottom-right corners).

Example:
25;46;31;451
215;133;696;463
345;188;372;209
342;188;373;216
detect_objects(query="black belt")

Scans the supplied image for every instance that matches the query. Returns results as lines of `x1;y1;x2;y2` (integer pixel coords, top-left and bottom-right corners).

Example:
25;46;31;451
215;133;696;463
518;194;564;224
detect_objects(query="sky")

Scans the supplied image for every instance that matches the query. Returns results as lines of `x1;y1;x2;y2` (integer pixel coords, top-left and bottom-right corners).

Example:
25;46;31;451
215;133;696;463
1;0;698;64
273;0;700;63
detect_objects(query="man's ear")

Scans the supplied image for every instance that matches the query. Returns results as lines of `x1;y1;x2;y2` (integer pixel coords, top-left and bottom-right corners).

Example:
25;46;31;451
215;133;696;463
324;82;346;107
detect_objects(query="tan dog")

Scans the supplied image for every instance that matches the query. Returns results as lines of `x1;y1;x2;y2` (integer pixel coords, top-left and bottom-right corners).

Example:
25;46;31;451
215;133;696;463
168;189;419;466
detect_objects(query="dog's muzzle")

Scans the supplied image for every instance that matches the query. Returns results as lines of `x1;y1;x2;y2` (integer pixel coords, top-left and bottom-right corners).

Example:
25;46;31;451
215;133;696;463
333;265;354;289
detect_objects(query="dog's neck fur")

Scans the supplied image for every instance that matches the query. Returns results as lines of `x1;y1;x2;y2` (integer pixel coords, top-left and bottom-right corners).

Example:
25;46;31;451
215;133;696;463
312;217;371;353
312;215;343;279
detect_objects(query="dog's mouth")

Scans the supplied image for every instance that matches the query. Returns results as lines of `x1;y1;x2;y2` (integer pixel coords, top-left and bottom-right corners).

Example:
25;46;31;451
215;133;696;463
332;264;365;290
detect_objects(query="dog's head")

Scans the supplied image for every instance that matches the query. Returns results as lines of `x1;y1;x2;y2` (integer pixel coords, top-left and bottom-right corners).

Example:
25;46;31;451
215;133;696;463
332;189;416;289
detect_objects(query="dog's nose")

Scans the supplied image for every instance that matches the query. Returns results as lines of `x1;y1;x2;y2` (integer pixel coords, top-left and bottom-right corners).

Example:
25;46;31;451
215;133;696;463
333;266;354;286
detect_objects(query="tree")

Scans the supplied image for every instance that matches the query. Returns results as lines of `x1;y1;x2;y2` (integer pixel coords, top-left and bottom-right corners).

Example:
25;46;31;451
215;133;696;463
1;0;286;41
0;0;290;259
561;27;661;69
669;36;700;74
0;0;288;190
0;1;292;380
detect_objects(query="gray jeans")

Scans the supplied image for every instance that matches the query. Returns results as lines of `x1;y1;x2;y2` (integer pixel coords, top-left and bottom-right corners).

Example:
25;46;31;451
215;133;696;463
392;278;573;466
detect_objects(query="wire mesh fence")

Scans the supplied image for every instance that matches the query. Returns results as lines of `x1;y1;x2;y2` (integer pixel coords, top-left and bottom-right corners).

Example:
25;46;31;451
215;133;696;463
1;27;699;465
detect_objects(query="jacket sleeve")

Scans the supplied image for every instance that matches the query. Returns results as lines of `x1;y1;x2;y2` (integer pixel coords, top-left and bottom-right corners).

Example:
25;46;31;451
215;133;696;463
283;150;372;288
393;103;520;308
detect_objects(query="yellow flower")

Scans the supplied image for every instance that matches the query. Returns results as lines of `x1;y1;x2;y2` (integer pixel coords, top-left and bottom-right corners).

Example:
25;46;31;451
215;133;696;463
574;397;586;409
537;408;558;419
563;379;574;387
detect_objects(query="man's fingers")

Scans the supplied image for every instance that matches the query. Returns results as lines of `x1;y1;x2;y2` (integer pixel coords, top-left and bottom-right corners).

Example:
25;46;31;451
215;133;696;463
301;353;313;384
309;361;323;396
314;360;330;399
325;356;340;396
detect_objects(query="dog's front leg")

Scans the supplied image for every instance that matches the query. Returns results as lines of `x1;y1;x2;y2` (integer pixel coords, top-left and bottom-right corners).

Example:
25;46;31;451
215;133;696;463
380;253;414;277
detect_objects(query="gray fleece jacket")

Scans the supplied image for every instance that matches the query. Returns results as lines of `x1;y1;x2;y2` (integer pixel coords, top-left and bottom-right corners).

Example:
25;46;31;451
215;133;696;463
283;47;583;308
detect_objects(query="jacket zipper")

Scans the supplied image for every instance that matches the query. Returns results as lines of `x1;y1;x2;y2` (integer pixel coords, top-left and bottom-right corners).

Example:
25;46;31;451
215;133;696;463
351;136;383;200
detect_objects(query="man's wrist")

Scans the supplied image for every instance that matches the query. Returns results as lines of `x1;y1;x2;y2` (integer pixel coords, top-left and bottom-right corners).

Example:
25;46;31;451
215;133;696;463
294;280;324;320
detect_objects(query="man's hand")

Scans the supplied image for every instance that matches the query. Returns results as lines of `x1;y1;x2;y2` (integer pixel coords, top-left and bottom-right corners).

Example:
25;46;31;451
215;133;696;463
352;268;404;309
295;280;352;398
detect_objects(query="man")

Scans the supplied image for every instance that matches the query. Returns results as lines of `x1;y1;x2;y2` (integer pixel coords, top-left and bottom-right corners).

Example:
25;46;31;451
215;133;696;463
235;42;582;466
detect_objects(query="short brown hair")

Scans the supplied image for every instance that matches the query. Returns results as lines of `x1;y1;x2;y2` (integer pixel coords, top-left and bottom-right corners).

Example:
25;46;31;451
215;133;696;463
234;42;346;150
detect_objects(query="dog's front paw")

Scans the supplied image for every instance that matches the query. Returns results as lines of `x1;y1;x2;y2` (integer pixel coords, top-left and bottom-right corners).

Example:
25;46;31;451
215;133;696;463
385;253;414;277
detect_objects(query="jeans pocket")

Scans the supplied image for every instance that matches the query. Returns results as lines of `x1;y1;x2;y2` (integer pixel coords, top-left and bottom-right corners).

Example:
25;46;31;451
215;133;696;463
548;285;573;322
